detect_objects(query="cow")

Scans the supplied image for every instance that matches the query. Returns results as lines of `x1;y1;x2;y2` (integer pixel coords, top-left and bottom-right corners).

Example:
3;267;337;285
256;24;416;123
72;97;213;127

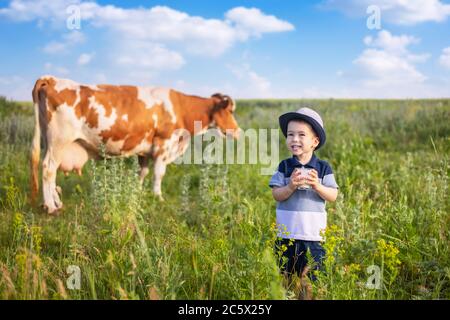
30;75;241;214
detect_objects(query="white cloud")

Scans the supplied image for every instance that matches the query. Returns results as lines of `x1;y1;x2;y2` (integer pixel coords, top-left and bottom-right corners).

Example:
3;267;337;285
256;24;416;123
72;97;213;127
439;47;450;69
333;29;450;97
363;31;418;55
228;63;272;98
1;1;293;58
0;0;70;21
89;5;238;57
42;30;85;54
225;7;295;39
354;49;427;86
322;0;450;25
0;0;294;80
90;5;293;56
354;30;429;87
77;52;94;65
116;42;185;70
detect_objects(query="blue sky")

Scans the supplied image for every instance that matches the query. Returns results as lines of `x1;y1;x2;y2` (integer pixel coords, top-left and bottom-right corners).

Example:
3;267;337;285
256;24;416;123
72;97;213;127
1;0;450;100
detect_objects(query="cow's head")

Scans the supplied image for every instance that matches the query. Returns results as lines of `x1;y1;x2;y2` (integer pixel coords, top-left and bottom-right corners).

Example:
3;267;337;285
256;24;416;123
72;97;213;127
210;93;241;139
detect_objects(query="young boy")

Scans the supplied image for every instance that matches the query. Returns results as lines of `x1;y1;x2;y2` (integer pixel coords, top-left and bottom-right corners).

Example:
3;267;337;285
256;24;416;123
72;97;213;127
269;107;338;293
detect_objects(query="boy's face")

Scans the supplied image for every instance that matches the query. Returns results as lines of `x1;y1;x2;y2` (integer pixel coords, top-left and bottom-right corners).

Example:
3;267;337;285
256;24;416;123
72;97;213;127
286;120;319;157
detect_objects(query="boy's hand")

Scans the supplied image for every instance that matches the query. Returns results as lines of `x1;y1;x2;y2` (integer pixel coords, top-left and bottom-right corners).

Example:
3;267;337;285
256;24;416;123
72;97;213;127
306;169;320;190
288;168;302;190
289;169;308;190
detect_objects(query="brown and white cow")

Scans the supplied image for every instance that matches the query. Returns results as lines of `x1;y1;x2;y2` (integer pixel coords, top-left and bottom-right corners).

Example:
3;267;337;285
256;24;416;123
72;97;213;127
30;75;241;214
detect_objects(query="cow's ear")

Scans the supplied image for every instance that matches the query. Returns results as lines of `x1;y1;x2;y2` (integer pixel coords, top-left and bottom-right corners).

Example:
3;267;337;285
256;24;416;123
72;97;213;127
211;93;223;99
212;93;229;109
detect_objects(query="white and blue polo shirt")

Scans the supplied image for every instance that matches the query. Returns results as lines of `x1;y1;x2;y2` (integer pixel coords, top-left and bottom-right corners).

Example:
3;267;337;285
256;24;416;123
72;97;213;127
269;154;338;241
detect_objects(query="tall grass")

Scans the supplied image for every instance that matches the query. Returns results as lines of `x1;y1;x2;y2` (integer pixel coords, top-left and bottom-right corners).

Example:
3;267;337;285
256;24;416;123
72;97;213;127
0;97;449;299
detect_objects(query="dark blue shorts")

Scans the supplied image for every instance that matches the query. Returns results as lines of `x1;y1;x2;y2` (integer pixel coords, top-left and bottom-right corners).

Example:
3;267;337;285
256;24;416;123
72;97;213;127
274;238;326;281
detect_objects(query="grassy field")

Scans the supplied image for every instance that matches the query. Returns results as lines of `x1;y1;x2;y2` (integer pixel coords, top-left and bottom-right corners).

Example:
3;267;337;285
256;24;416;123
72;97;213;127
0;96;449;299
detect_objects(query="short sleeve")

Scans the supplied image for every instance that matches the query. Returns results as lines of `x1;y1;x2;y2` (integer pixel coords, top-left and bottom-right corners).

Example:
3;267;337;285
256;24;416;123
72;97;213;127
322;163;339;189
269;160;287;188
269;171;286;188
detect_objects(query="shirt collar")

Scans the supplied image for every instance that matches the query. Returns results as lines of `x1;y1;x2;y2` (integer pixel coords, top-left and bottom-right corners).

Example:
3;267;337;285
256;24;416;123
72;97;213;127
290;153;318;168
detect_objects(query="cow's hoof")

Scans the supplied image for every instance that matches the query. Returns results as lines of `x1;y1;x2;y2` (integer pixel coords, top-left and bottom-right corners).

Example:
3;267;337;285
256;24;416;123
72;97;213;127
48;205;63;216
41;203;63;216
157;195;165;202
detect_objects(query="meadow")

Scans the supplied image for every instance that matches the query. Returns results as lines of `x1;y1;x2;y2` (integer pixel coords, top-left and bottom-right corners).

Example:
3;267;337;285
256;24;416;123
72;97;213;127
0;96;449;299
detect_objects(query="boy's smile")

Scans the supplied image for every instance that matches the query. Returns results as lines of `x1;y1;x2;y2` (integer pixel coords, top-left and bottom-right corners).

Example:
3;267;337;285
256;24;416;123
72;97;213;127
290;144;302;152
286;120;319;161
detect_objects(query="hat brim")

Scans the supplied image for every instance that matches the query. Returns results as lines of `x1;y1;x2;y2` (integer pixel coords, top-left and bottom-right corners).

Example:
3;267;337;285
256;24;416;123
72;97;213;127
279;112;326;150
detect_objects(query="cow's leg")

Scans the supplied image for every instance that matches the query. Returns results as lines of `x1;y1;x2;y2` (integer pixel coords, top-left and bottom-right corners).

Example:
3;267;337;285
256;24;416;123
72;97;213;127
138;155;150;185
152;156;166;201
42;147;64;214
150;130;190;200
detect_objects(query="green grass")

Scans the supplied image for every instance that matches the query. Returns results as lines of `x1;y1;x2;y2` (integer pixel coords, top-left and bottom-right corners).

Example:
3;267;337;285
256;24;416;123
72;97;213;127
0;97;449;299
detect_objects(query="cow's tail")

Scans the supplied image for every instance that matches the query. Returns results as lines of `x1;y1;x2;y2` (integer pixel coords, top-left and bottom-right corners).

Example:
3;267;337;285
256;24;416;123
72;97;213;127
30;78;49;202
